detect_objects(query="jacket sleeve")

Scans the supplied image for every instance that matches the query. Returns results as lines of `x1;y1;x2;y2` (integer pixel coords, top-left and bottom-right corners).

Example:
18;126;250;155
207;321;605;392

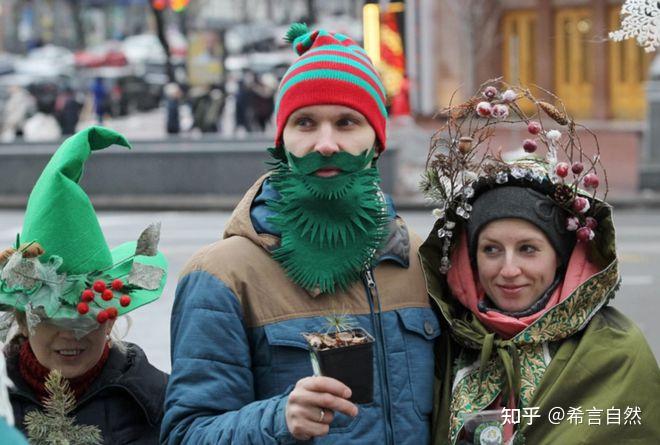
160;270;296;445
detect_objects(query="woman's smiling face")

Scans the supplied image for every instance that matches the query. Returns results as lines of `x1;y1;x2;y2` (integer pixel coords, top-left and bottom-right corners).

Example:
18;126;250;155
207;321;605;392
22;319;114;378
476;218;559;312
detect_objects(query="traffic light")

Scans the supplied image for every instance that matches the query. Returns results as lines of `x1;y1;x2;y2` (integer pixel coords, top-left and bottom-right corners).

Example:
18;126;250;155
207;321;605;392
170;0;190;12
152;0;167;11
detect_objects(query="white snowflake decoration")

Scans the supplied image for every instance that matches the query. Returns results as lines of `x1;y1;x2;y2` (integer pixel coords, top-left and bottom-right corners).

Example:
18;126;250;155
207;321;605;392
609;0;660;52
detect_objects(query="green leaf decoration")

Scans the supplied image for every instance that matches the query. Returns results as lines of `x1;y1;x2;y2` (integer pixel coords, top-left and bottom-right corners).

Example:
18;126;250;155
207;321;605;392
284;22;309;43
128;263;165;291
24;370;102;445
1;255;40;292
135;223;161;257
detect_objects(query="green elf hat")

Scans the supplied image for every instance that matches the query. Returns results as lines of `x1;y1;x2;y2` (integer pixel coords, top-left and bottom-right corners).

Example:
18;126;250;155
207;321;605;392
0;126;167;337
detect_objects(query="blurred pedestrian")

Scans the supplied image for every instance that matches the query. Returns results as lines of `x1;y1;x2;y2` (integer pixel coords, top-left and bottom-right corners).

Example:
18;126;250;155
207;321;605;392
1;85;34;142
234;70;255;134
250;73;276;132
91;78;107;125
164;83;182;135
23;95;61;143
54;87;82;136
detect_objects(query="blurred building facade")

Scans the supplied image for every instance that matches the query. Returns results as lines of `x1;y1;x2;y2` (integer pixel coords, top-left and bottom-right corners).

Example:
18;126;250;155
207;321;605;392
0;0;151;52
431;0;653;121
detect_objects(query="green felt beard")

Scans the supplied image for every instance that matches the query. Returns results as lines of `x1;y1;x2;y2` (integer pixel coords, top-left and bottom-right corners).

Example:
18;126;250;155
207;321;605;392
267;148;389;293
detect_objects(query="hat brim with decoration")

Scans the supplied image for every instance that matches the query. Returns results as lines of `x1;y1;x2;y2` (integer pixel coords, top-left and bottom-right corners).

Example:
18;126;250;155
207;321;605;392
421;79;609;274
0;126;167;336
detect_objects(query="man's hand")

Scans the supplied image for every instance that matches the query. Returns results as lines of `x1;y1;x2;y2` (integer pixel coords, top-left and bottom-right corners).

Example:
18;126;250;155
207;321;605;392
285;376;359;440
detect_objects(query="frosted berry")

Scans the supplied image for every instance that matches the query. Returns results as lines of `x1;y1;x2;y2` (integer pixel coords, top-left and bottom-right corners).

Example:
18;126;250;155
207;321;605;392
572;197;590;213
555;162;569;178
77;302;89;315
97;311;109;324
576;227;594;242
111;279;124;290
501;89;517;103
483;86;498;99
102;289;114;301
583;173;600;190
585;217;598;230
93;280;106;293
106;307;118;319
492;104;509;119
476;101;492;117
81;289;94;302
523;139;538;153
571;162;584;175
527;121;542;135
119;295;131;307
566;216;580;231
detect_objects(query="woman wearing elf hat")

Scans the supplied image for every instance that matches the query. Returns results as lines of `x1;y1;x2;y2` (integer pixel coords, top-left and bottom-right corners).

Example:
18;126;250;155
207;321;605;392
0;127;169;444
162;23;437;445
420;82;660;444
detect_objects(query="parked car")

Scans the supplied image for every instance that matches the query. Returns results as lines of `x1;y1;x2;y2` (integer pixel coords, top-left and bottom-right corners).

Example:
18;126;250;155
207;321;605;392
13;45;75;77
75;41;127;68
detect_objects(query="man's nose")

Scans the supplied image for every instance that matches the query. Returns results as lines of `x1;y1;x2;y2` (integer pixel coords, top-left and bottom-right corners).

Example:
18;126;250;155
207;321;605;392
313;124;340;156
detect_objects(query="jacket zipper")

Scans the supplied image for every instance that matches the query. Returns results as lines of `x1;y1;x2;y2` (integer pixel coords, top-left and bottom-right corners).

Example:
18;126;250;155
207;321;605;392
364;268;395;445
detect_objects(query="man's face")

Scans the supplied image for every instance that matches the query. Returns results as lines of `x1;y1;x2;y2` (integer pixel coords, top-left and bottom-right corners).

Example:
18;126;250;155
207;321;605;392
282;105;376;177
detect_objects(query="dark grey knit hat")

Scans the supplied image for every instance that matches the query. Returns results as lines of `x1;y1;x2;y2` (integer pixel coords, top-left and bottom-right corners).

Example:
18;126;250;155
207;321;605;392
466;186;575;268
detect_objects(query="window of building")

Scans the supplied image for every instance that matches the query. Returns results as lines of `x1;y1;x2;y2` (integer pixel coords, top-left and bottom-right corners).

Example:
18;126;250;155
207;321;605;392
554;8;592;118
502;10;536;112
608;6;652;120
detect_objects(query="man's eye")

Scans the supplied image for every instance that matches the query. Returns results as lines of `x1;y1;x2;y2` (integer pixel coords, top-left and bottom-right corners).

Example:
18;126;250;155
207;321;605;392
337;118;356;127
295;117;313;127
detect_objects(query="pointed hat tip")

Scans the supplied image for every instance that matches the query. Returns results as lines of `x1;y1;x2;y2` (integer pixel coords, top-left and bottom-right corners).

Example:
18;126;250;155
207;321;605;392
84;126;132;151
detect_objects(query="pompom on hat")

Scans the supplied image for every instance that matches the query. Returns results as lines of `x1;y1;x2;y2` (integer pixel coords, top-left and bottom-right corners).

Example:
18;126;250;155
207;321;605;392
0;127;167;338
274;23;388;151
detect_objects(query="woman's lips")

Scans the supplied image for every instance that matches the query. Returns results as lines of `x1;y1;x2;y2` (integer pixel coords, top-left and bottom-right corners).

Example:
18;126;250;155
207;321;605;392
496;284;528;296
314;167;341;177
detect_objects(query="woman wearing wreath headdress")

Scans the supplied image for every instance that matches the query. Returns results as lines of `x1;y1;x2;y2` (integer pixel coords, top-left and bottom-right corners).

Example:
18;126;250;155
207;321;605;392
420;83;660;444
0;127;169;444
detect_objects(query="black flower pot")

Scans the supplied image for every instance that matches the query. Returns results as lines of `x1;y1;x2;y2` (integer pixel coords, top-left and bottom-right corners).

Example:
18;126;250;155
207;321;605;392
306;328;375;404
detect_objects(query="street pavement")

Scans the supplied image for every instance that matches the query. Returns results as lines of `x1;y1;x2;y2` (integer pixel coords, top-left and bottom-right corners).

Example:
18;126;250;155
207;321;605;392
0;209;658;372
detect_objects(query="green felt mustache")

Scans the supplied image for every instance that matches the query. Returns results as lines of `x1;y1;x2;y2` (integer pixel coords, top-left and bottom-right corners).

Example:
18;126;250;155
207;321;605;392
285;147;375;176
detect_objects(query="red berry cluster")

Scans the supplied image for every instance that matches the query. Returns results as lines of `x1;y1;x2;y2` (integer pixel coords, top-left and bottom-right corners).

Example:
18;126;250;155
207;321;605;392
76;279;132;322
553;160;601;241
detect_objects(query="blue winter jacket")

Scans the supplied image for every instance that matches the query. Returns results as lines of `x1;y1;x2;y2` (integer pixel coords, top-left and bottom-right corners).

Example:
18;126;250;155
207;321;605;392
161;176;439;445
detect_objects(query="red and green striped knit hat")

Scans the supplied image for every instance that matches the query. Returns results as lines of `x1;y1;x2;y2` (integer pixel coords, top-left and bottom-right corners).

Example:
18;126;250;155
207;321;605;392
275;23;388;151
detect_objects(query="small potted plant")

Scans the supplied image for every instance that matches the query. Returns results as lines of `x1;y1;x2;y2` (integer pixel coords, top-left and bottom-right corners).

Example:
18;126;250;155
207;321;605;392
302;313;375;404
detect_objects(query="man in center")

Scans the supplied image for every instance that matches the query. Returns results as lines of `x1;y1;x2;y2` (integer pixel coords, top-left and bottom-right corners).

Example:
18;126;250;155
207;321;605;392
161;24;438;444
